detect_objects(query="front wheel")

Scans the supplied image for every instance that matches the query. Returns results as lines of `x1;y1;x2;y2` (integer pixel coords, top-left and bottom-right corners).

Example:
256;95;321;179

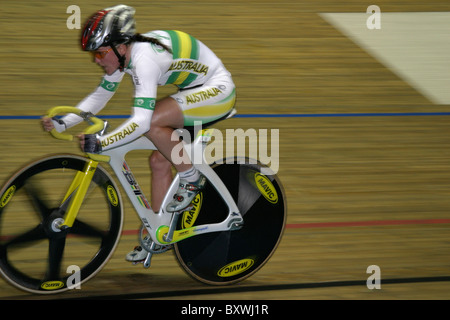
0;155;123;294
174;158;286;285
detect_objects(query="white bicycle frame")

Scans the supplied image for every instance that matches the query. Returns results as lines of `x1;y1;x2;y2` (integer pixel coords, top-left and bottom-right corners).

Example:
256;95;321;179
102;128;243;246
46;106;243;248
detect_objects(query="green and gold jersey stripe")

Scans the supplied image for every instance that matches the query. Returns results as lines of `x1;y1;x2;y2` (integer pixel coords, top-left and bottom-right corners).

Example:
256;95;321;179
165;30;200;88
167;30;199;60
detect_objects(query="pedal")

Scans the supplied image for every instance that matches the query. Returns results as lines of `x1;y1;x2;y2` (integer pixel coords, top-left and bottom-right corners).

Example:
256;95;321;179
130;254;152;268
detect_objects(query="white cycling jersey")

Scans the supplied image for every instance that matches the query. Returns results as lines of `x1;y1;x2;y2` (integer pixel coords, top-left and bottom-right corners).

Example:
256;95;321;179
56;30;236;151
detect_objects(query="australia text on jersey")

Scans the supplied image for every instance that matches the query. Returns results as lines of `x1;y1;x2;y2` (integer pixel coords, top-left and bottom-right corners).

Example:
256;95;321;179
168;60;209;76
185;87;222;105
101;122;140;148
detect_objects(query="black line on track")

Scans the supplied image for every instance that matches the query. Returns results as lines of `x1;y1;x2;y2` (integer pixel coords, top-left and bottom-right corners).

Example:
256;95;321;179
60;275;450;300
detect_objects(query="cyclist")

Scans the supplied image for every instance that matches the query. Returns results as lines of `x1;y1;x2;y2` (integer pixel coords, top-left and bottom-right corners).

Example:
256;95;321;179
41;4;236;262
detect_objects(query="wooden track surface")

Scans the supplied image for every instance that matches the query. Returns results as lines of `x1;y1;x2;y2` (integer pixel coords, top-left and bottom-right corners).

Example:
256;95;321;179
1;1;450;300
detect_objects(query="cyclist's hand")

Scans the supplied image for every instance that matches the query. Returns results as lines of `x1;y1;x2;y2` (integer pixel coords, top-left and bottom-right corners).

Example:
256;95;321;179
41;117;55;132
77;133;102;153
41;116;66;133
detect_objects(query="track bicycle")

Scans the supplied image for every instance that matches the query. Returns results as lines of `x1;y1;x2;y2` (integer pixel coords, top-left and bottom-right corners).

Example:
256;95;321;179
0;106;286;294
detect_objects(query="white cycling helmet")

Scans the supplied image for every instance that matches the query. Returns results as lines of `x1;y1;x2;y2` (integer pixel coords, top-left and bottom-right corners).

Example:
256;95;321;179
81;4;136;51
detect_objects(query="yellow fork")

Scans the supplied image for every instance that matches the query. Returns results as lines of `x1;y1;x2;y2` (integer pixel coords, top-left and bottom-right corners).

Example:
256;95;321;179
59;159;99;229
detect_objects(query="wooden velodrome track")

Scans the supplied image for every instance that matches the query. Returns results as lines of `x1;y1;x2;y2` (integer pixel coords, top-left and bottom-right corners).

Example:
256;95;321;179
1;0;450;300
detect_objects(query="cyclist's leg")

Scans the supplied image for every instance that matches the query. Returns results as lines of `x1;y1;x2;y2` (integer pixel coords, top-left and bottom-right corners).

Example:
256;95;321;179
145;82;236;214
146;97;191;173
165;75;236;212
145;96;208;213
148;151;172;212
146;98;191;213
147;77;236;212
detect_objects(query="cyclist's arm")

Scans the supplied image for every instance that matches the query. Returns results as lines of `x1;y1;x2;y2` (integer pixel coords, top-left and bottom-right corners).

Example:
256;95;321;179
51;72;124;132
98;53;161;151
99;100;154;151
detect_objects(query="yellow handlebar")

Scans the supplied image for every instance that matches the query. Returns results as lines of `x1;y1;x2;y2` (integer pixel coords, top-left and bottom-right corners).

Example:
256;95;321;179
46;106;105;141
46;106;110;162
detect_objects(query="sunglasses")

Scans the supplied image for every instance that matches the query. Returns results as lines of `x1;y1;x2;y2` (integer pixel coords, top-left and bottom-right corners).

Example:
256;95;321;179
91;47;114;60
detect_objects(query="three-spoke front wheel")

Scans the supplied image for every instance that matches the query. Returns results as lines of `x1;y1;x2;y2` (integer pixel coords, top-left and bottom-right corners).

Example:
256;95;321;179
0;155;123;294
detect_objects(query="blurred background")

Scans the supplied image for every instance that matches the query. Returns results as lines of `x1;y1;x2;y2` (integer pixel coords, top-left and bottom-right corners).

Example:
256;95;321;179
1;0;450;299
